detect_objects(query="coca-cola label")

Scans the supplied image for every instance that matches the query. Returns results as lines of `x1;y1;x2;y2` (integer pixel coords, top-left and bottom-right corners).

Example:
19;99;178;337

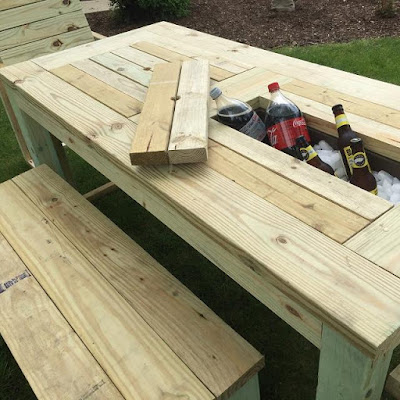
267;117;310;150
239;112;266;141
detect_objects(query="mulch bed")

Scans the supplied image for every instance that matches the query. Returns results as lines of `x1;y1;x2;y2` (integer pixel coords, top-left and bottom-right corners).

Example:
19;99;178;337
87;0;400;49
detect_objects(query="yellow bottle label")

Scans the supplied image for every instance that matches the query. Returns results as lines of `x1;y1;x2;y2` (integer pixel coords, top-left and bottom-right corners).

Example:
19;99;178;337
371;187;378;195
335;114;349;129
352;151;370;169
343;145;353;171
300;145;318;162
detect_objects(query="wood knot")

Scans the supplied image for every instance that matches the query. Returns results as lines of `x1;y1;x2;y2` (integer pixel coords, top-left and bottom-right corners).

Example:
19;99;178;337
143;67;151;71
13;79;24;85
51;197;58;203
67;25;78;32
52;39;63;47
117;67;124;72
111;123;123;130
170;95;181;101
62;0;71;5
276;236;287;244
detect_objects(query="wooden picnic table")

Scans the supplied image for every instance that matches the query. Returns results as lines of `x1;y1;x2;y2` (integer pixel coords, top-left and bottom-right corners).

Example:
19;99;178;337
1;21;400;400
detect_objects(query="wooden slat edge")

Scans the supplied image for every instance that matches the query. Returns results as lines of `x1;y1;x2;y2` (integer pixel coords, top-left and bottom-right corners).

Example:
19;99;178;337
0;232;125;400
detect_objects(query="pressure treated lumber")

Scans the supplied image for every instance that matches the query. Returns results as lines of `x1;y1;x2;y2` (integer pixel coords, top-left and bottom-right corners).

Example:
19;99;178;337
0;180;214;400
0;233;124;400
147;22;400;111
84;182;119;202
0;0;85;32
91;52;151;87
207;140;369;243
2;70;324;349
0;27;94;66
14;165;265;398
168;59;209;164
345;205;400;279
316;325;393;400
72;58;147;102
208;119;392;222
130;62;181;165
0;0;44;11
4;63;400;357
51;64;142;117
131;41;234;81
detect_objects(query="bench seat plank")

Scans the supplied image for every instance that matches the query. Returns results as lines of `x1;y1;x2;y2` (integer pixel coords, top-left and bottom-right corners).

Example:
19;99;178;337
13;165;264;398
0;233;124;400
0;179;214;400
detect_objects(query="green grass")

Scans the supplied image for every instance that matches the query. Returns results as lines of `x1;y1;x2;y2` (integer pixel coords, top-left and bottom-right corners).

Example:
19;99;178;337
1;37;400;400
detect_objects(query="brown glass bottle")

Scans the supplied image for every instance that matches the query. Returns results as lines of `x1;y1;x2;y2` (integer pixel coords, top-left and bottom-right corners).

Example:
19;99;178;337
349;138;377;195
296;136;335;175
332;104;358;178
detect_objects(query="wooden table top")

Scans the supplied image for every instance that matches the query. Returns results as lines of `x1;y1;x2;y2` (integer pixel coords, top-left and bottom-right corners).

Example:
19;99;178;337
1;21;400;358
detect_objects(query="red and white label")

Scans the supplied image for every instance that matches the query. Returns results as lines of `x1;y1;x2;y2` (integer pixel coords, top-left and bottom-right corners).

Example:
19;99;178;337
267;117;311;150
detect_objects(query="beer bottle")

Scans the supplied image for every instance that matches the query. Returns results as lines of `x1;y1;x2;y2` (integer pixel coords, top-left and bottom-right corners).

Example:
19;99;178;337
349;138;377;195
296;136;335;175
332;104;357;178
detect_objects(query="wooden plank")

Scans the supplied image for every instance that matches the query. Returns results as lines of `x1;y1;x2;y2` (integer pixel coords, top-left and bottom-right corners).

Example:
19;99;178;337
92;31;106;40
0;0;44;12
281;78;400;131
146;22;400;111
14;165;265;398
0;179;214;400
168;59;209;164
130;62;181;165
51;64;142;117
112;46;166;70
131;41;234;82
208;119;392;222
7;63;400;356
0;233;124;400
0;27;94;66
0;11;90;52
316;325;392;400
207;140;370;244
0;0;84;31
91;52;151;87
345;206;400;279
386;363;400;399
72;58;147;102
273;90;400;163
84;182;118;202
6;75;324;349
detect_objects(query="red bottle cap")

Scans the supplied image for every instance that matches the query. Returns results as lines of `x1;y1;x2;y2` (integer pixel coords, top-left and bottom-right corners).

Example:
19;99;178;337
268;82;280;92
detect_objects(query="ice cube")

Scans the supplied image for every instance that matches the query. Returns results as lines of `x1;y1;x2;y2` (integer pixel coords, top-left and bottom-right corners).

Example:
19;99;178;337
378;190;391;201
319;140;333;151
390;192;400;204
393;177;400;185
314;144;322;151
378;170;394;185
335;167;347;180
382;179;392;194
392;183;400;193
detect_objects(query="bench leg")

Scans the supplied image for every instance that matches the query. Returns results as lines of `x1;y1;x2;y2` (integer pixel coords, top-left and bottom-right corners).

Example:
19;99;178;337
3;85;73;182
228;374;260;400
316;324;392;400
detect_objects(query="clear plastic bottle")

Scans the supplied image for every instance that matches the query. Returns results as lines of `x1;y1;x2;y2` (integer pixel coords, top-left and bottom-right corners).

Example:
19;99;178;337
210;87;266;141
265;82;311;157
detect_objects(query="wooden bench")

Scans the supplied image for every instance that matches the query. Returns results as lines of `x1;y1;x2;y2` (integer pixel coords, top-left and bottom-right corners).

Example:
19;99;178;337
0;165;264;400
0;0;94;66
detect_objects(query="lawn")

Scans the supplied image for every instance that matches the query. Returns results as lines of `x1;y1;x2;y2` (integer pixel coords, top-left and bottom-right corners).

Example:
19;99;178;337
1;37;399;400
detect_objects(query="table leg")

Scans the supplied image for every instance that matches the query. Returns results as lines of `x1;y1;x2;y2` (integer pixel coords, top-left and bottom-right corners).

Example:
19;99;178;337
3;84;72;182
228;374;260;400
0;81;33;167
316;325;392;400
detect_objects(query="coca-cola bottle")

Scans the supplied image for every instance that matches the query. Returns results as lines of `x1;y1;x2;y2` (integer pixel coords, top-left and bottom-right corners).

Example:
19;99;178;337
265;82;311;157
210;87;266;141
